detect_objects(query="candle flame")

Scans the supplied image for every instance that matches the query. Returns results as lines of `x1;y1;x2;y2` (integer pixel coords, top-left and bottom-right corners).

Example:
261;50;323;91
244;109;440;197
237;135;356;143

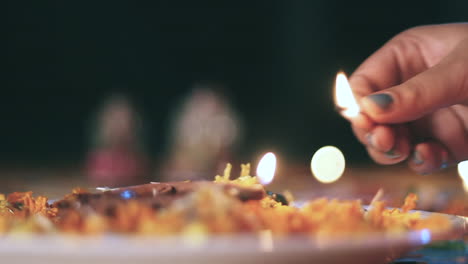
335;72;360;118
457;160;468;193
256;152;276;185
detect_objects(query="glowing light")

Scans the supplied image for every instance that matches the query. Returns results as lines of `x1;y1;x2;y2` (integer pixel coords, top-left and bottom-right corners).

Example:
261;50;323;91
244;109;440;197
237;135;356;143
95;187;118;192
311;146;345;183
457;160;468;192
258;230;274;252
419;229;432;245
120;190;136;200
256;152;277;185
335;72;360;118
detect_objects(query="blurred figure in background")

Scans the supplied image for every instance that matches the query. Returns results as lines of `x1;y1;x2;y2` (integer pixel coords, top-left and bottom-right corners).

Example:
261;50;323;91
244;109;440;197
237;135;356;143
161;86;242;181
86;95;147;187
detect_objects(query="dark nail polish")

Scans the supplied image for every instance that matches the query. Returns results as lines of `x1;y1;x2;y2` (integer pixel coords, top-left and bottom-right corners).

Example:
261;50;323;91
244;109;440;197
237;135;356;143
385;149;401;159
440;151;448;169
366;93;393;110
412;151;424;165
365;133;374;148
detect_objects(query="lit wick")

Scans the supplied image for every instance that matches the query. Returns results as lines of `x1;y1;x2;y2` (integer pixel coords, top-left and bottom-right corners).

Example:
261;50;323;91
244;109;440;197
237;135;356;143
334;72;360;119
256;152;288;205
256;152;276;185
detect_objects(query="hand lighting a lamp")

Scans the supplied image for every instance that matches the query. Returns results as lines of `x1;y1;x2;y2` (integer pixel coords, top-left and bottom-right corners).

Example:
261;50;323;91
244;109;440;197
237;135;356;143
334;72;376;132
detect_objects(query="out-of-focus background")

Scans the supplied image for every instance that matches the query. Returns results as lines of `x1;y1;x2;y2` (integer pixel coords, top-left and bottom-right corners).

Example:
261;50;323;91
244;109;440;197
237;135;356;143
4;0;468;210
5;0;467;164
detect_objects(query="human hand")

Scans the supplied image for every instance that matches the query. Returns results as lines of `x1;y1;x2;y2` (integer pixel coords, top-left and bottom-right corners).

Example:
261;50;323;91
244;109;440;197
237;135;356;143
348;23;468;174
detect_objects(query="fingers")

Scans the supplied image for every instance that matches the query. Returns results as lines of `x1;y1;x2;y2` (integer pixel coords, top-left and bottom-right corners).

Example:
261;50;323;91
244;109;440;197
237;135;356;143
347;25;468;172
409;107;468;164
408;140;451;174
360;39;468;124
352;124;395;152
349;31;430;98
349;24;468;99
352;123;411;165
352;108;468;173
349;113;375;132
347;29;429;166
366;126;395;152
367;125;412;165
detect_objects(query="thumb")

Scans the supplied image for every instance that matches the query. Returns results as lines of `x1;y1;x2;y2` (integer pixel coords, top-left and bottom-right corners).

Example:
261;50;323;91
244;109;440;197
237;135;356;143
360;44;468;124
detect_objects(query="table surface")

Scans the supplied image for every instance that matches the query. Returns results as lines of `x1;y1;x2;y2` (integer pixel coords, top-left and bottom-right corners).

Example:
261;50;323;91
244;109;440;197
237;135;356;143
0;164;466;263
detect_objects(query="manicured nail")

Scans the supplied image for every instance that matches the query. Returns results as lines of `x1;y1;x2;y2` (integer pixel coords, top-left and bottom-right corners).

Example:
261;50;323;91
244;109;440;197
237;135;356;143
365;133;375;148
366;93;393;110
385;149;401;159
411;151;424;165
440;150;448;169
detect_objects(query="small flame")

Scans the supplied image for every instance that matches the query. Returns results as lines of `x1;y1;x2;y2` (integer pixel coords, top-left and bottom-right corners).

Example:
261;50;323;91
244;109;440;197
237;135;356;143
256;152;276;185
457;160;468;193
335;72;360;118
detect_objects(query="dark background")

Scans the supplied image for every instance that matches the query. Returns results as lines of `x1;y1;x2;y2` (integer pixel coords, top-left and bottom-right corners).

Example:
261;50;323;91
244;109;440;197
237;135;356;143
5;1;468;167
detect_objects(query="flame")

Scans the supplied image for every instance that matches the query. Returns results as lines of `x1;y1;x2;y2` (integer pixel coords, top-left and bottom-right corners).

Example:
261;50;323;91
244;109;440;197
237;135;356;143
335;72;360;118
457;160;468;192
256;152;276;185
311;146;345;184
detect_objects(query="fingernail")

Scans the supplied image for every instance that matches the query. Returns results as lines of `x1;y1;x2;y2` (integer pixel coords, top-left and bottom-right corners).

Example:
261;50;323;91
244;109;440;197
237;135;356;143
365;133;375;148
366;93;393;110
440;150;448;169
411;151;424;165
385;149;401;159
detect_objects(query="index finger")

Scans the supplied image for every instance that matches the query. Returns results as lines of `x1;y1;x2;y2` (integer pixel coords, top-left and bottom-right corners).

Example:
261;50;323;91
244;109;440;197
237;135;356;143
349;33;429;98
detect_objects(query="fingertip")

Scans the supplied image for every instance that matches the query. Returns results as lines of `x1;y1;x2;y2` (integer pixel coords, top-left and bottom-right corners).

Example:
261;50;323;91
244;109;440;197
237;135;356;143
366;140;410;165
389;125;411;160
408;141;451;174
360;88;418;124
365;125;411;165
351;125;369;147
350;113;375;131
366;147;403;165
360;92;396;122
348;73;375;96
367;125;395;152
408;144;429;174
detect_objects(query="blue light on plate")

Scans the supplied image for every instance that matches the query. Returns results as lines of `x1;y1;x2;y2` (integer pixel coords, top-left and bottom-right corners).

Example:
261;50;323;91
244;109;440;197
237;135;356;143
120;190;136;200
419;229;432;245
